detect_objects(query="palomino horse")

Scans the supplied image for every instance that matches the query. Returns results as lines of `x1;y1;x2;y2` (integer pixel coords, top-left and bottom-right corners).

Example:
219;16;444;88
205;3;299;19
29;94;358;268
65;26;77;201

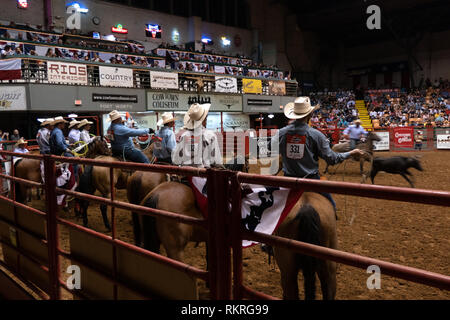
324;131;381;179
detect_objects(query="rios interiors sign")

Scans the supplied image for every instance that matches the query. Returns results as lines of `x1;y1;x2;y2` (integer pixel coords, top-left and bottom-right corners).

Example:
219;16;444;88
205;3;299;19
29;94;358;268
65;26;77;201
147;91;242;112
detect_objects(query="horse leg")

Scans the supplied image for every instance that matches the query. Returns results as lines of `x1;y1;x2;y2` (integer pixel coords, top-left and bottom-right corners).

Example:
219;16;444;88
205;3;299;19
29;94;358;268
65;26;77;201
132;212;142;247
302;266;317;300
317;260;337;300
100;203;111;231
400;173;414;188
274;248;299;299
142;215;160;253
370;168;378;184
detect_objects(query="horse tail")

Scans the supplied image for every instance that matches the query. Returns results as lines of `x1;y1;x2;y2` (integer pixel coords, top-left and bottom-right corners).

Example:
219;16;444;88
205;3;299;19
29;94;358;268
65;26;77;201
141;193;161;253
127;172;142;205
296;204;321;300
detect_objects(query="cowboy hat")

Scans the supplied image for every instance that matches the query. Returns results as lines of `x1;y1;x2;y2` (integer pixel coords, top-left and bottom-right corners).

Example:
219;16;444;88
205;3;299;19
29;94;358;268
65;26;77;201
68;120;81;129
78;119;93;129
283;97;319;120
41;118;54;126
354;119;362;124
108;110;123;122
157;112;175;126
15;138;27;147
183;103;211;130
52;116;68;125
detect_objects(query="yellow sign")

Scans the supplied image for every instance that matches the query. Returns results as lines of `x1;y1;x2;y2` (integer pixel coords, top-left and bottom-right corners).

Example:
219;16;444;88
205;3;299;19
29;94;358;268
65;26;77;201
242;79;262;94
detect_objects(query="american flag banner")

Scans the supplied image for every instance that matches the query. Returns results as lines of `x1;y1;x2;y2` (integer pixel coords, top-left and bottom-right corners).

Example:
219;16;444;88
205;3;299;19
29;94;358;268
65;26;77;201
189;177;303;247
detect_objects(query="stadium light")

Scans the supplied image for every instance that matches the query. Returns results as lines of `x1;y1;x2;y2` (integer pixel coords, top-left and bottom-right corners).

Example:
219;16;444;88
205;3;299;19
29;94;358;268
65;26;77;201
268;114;275;119
201;37;213;45
67;2;89;13
221;37;231;46
17;0;28;9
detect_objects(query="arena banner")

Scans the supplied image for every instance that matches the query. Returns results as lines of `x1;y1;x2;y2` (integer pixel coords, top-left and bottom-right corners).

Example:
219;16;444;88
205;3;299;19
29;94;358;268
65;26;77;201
214;66;226;74
393;127;414;148
243;94;283;113
437;134;450;149
147;91;242;112
268;80;286;95
0;86;26;111
242;78;262;94
47;61;88;85
150;71;178;89
372;131;390;151
99;66;133;88
215;76;238;93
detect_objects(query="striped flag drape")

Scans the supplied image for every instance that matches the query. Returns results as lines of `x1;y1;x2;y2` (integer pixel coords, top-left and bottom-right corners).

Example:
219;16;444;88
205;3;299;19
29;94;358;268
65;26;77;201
0;59;22;80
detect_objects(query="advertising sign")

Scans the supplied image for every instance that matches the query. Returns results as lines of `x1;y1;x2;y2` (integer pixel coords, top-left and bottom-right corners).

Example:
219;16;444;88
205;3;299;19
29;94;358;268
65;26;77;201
268;80;286;95
372;131;390;151
215;76;238;93
393;127;414;148
99;66;133;87
150;71;178;89
242;79;262;94
0;86;26;111
47;61;87;85
437;134;450;149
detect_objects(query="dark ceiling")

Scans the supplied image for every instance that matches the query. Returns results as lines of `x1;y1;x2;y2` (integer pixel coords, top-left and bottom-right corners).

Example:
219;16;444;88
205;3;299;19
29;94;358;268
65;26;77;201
278;0;450;46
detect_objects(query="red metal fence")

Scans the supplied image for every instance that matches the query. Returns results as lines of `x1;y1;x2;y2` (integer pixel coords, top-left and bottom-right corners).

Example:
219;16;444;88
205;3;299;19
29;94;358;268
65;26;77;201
0;150;449;300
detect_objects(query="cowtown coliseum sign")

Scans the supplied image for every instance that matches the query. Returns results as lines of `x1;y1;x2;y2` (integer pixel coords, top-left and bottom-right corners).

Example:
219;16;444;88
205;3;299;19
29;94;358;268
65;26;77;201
147;91;242;112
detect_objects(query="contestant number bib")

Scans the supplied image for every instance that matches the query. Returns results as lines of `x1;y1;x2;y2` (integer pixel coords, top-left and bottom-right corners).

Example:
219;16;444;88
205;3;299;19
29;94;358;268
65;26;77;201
286;134;306;159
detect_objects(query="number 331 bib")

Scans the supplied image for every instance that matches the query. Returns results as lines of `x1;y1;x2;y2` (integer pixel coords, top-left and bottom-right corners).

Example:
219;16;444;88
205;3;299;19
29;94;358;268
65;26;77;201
286;134;306;159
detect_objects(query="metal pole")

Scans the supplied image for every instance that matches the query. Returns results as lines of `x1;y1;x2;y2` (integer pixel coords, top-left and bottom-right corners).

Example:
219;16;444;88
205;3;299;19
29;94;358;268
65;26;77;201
231;174;243;300
110;167;118;300
43;155;61;300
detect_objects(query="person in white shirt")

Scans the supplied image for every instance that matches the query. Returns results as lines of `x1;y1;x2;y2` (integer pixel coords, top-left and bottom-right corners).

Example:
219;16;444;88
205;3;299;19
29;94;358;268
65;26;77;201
78;119;96;144
13;138;29;161
68;120;81;145
36;118;54;154
172;103;222;168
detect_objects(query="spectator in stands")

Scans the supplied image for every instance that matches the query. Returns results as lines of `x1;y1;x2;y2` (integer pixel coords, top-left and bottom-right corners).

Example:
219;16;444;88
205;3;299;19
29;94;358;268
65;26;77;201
1;45;14;58
45;48;56;58
10;130;20;142
14;47;22;55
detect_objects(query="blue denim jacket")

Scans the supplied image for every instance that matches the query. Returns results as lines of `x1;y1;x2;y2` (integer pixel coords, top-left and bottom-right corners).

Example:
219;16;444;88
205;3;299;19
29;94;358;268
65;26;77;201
153;126;176;159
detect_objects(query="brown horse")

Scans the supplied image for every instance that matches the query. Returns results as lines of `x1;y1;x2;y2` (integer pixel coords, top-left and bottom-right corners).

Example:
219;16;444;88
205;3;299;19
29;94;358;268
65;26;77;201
13;138;110;204
126;170;167;247
273;192;337;300
324;131;381;179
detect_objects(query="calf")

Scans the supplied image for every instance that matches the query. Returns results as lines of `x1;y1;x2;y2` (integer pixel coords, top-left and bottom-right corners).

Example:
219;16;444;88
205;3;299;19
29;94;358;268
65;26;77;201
371;156;423;188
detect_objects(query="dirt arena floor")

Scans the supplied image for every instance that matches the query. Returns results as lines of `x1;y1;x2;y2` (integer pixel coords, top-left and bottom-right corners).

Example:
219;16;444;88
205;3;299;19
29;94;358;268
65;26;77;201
3;150;449;300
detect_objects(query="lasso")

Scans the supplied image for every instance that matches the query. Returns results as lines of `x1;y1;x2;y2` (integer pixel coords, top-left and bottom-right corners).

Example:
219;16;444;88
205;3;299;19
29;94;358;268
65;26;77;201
70;141;89;157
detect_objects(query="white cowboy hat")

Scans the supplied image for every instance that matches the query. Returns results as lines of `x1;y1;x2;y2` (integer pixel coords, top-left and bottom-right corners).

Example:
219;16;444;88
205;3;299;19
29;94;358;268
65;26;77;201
283;97;319;120
68;120;81;129
52;116;68;125
78;119;93;129
41;118;54;126
157;112;175;126
108;110;123;122
183;103;211;130
15;138;27;147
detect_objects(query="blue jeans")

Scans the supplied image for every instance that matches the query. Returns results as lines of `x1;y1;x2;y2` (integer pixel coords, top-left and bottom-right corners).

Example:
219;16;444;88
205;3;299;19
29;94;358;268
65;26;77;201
349;139;359;150
115;147;150;164
285;173;336;211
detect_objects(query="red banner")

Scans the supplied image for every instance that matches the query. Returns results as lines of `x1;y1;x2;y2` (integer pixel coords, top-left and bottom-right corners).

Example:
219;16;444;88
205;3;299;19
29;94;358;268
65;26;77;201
393;127;414;148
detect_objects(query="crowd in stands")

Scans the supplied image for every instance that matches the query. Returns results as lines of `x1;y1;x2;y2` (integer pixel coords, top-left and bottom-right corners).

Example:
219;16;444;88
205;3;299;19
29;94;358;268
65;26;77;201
308;81;450;129
0;22;289;79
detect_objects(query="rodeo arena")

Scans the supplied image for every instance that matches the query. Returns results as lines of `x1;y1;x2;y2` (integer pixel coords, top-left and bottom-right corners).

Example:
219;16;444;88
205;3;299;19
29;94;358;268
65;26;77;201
0;0;449;309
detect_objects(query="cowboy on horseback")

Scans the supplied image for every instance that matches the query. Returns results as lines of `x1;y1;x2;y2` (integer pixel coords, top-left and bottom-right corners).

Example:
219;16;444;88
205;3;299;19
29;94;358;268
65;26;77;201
172;103;222;168
343;119;368;150
78;119;96;144
36;118;54;155
153;112;176;164
275;97;364;209
107;110;155;164
68;120;81;145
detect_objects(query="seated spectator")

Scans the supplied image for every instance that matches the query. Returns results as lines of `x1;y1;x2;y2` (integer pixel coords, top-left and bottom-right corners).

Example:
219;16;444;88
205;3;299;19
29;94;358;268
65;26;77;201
45;48;56;58
1;45;14;58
